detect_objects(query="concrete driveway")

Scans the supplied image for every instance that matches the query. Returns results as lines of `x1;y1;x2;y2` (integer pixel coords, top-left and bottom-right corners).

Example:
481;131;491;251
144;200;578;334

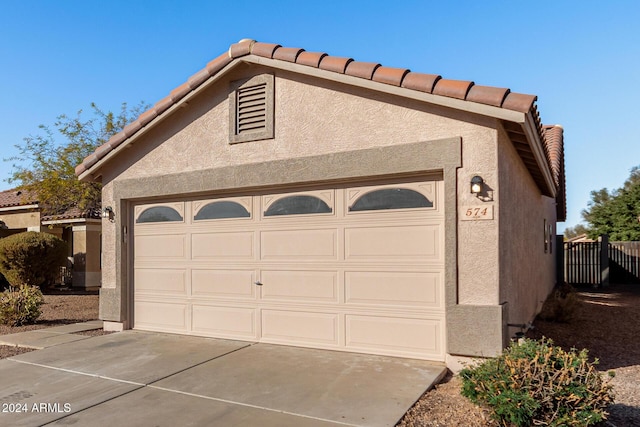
0;330;446;426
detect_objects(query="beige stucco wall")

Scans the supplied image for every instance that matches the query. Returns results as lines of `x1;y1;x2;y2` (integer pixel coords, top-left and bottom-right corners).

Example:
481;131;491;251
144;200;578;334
94;63;559;359
497;126;557;335
71;224;102;288
0;209;40;230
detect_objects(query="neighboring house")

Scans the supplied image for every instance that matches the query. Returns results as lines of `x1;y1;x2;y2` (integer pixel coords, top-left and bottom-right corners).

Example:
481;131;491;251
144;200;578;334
0;188;101;289
76;39;566;367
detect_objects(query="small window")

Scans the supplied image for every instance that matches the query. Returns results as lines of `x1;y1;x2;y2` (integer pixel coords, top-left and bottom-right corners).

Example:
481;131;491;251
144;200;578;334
229;74;274;144
136;206;183;223
264;195;332;216
194;201;250;220
349;188;433;212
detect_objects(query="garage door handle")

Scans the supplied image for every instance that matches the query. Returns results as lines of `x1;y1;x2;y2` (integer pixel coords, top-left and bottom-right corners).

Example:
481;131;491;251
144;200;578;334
254;281;263;286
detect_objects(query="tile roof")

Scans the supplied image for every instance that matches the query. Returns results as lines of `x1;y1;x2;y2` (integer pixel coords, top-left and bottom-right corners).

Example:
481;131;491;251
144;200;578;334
41;207;101;222
543;125;566;221
0;189;37;208
75;39;565;215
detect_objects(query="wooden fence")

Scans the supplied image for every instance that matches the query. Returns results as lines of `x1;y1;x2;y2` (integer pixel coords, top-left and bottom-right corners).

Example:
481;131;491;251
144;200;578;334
564;236;640;286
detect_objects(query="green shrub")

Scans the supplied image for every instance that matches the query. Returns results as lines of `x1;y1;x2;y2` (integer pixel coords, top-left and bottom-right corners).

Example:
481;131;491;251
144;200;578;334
0;231;67;288
460;338;614;427
0;285;45;326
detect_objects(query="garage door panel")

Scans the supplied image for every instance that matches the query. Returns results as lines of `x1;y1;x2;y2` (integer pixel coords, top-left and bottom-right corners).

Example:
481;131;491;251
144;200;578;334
134;179;445;361
192;305;257;339
345;271;442;308
135;268;187;296
260;270;338;303
261;229;337;260
135;234;186;259
345;224;441;261
346;315;443;357
191;269;256;299
135;301;188;333
261;310;339;346
192;231;254;259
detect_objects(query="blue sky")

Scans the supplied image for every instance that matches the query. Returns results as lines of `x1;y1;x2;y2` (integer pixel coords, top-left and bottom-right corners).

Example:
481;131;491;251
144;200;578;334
1;1;638;230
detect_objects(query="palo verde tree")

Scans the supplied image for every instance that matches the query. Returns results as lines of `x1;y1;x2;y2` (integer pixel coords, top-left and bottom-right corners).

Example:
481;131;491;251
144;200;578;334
5;102;147;216
581;165;640;241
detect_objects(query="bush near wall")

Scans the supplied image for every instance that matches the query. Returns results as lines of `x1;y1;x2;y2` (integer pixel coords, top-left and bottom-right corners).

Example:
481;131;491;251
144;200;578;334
0;231;67;288
0;285;44;326
460;338;614;427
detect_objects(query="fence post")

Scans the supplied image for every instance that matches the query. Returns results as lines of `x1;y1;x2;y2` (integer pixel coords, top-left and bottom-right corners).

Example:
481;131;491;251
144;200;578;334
600;234;610;287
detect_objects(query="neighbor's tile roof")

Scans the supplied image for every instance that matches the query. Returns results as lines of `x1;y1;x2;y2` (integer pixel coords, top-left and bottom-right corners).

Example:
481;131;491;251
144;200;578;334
75;38;564;216
41;207;101;222
0;189;37;208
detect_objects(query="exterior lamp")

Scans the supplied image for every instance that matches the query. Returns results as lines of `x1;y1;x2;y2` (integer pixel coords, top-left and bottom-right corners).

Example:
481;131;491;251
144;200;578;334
470;176;484;195
102;206;115;221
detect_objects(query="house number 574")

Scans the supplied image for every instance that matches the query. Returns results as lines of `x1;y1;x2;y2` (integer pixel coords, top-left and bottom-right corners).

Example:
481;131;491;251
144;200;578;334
461;205;494;220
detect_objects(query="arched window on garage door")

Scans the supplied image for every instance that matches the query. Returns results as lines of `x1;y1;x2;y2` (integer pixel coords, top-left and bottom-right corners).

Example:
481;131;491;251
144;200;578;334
264;195;332;216
136;206;184;223
194;201;251;220
349;188;433;212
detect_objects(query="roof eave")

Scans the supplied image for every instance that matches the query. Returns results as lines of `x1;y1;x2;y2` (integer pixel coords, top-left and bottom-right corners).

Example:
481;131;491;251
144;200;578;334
79;55;532;182
79;50;560;200
78;59;246;182
522;112;557;197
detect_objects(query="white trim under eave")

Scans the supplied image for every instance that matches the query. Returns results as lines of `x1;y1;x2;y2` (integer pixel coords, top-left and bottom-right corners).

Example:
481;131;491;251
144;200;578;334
0;204;39;212
41;218;102;226
522;112;556;197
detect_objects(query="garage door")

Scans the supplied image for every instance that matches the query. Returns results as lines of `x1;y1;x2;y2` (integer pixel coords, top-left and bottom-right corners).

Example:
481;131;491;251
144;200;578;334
133;179;445;360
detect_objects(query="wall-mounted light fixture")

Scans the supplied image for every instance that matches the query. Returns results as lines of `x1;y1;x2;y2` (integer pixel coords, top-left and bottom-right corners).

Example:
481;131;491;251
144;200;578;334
470;176;484;195
102;206;115;222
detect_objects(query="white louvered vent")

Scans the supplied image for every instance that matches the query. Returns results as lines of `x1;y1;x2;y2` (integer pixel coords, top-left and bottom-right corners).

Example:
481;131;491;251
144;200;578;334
229;74;274;144
236;83;267;135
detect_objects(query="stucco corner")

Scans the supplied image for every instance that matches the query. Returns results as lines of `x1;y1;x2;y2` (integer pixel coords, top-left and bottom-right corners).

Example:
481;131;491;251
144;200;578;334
99;287;126;324
447;302;508;357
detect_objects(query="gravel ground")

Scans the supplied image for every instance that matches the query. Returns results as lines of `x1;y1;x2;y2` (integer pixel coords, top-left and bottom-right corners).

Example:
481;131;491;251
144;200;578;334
398;283;640;427
0;291;102;359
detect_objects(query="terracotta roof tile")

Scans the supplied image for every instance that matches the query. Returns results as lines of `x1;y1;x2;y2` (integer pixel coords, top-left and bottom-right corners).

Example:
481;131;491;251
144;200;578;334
272;47;304;63
187;68;211;89
41;207;101;221
296;51;327;68
432;78;474;100
123;120;143;138
251;42;281;58
466;85;510;108
137;108;158;127
107;132;126;150
153;95;174;116
502;92;537;113
345;61;381;80
372;66;410;86
401;72;441;93
229;39;254;58
206;53;233;75
543;125;566;220
169;82;191;103
0;189;37;208
318;56;353;74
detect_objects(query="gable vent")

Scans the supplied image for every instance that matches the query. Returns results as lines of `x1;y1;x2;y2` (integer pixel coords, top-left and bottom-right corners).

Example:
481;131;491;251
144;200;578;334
237;83;267;134
229;73;274;144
